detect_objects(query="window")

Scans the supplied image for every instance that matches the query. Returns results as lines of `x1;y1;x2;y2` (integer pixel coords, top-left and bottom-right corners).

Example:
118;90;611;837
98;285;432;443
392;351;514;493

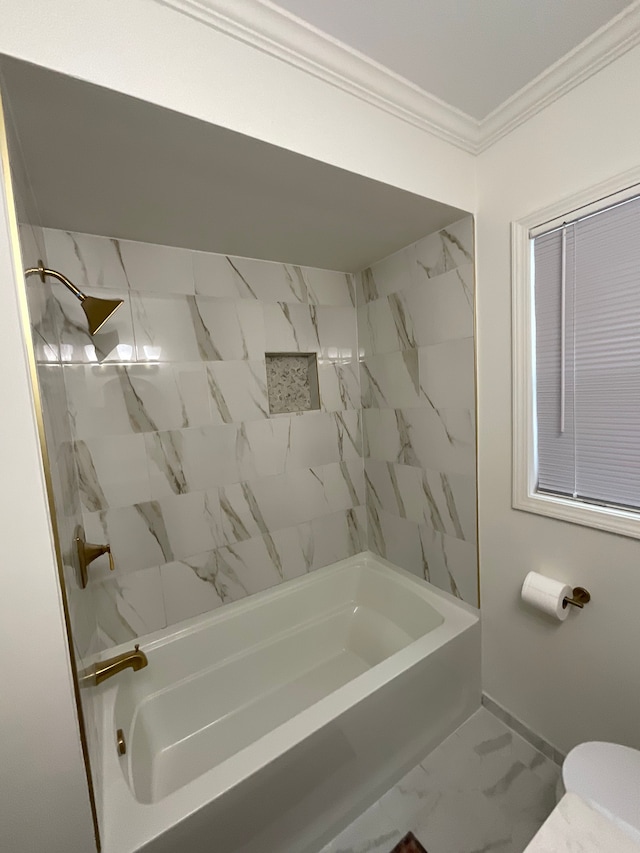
512;171;640;539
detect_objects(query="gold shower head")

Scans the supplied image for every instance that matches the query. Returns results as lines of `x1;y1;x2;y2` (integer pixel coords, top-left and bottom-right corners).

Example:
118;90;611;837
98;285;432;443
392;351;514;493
81;295;123;335
24;260;124;336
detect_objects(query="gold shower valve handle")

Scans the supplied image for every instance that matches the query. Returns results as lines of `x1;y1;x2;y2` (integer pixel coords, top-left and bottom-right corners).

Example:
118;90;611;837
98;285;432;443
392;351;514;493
75;527;115;588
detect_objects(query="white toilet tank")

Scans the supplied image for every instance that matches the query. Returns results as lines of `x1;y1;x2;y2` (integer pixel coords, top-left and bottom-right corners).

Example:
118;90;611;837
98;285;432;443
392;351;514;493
561;741;640;840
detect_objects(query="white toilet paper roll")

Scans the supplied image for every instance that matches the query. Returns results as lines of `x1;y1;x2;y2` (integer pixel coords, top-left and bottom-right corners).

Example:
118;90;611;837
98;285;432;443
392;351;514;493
521;571;572;621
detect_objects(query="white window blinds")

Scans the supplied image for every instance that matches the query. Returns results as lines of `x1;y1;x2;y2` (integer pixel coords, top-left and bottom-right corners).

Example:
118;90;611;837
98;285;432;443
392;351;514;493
533;194;640;511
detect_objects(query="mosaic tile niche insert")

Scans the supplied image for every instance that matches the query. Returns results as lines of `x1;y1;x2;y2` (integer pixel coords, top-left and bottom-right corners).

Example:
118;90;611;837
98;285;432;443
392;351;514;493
266;352;321;414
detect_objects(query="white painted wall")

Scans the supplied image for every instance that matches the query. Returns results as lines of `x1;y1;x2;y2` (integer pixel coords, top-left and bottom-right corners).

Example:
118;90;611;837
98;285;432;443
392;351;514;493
0;0;476;215
0;138;95;850
476;43;640;754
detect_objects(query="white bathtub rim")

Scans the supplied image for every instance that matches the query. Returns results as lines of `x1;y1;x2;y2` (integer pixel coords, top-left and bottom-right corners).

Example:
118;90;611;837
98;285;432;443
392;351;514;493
98;551;477;665
98;553;479;853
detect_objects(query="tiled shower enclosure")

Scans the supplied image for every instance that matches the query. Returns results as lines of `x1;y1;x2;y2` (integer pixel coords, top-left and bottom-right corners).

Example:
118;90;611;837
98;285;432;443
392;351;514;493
20;215;475;658
359;217;477;604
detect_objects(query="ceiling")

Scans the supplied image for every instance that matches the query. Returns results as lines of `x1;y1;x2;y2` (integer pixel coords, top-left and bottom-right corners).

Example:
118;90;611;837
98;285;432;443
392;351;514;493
0;56;465;272
270;0;634;120
4;3;629;261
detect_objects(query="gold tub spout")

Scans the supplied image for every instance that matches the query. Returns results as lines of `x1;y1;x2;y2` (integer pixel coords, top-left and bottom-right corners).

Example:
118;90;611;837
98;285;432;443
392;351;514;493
78;644;148;688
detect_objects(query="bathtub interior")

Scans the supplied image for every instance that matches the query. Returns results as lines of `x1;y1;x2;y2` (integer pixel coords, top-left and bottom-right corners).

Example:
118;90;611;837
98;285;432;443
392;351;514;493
115;561;446;804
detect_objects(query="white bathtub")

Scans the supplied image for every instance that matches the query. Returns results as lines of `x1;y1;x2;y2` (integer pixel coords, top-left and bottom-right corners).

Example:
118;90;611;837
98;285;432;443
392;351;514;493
97;552;480;853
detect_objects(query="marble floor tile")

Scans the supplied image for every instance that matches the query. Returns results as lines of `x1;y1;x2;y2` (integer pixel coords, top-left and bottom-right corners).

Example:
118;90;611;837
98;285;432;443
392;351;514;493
323;802;404;853
319;708;559;853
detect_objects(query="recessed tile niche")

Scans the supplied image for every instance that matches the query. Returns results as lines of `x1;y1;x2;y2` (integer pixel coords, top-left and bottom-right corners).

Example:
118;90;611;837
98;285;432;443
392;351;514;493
265;352;320;414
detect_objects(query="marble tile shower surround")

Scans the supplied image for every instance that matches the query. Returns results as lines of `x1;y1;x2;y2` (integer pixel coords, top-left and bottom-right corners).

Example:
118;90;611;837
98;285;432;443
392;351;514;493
30;226;364;648
25;216;475;653
357;216;478;605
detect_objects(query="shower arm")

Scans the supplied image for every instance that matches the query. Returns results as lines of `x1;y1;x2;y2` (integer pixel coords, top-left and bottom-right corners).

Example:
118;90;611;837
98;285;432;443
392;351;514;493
23;259;123;336
24;261;87;302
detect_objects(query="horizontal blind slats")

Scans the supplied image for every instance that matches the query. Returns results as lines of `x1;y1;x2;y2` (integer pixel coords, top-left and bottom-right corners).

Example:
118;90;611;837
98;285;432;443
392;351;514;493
533;193;640;510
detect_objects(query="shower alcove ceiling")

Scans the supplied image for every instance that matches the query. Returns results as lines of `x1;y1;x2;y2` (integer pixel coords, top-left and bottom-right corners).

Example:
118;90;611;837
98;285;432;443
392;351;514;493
1;56;465;271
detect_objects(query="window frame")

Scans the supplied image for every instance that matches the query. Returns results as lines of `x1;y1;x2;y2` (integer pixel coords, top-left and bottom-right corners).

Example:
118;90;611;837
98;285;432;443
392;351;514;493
512;165;640;540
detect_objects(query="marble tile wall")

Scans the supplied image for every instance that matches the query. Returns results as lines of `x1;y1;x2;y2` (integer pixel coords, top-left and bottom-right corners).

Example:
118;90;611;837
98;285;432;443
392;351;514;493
24;216;477;651
357;217;478;605
29;227;364;647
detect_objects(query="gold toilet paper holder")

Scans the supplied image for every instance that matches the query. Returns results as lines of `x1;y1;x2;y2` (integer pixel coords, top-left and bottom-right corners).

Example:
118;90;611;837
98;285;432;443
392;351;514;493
563;587;591;609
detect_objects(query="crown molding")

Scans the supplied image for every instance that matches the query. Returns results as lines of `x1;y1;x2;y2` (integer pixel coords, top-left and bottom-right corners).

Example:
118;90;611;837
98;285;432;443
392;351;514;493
153;0;479;152
477;0;640;152
155;0;640;156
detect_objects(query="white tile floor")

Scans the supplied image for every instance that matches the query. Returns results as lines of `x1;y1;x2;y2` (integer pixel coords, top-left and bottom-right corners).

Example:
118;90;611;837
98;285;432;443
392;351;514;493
319;709;560;853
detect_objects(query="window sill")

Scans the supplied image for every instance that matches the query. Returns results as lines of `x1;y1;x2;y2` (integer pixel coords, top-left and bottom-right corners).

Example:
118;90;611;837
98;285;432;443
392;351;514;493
513;489;640;540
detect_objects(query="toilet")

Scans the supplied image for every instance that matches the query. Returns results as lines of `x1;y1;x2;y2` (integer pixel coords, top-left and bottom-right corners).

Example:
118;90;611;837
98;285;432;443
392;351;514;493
559;742;640;840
